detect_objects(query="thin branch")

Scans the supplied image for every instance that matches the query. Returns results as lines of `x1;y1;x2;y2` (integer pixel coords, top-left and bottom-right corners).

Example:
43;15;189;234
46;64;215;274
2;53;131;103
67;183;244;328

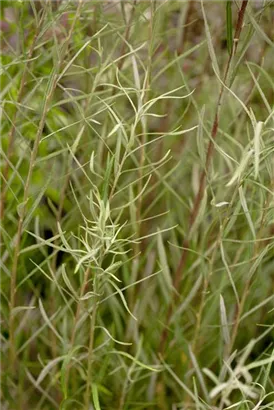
159;0;249;354
8;0;84;368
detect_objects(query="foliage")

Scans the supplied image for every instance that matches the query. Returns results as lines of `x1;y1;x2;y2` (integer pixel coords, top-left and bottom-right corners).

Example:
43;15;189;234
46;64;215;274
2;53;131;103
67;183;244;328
1;1;274;409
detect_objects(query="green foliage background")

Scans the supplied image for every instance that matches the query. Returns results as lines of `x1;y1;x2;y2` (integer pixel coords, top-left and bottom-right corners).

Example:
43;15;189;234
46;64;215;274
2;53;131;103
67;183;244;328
1;1;274;409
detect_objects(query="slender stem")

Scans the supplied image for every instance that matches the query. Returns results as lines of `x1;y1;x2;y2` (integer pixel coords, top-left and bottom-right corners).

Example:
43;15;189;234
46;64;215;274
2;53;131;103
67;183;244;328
99;0;137;169
176;0;249;293
70;268;90;349
117;0;137;73
49;5;101;353
84;300;98;409
191;36;267;360
134;1;153;252
225;177;274;358
126;1;154;320
9;74;58;365
0;12;44;245
64;267;90;400
8;0;83;368
159;0;249;355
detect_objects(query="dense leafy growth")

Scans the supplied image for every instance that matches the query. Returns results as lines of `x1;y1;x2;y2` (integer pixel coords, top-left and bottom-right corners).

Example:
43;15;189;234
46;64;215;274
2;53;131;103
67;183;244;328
1;1;274;409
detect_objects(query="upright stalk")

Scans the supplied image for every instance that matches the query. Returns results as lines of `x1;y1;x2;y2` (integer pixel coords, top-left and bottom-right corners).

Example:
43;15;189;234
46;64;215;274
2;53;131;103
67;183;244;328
84;300;98;409
134;0;154;251
0;12;45;237
225;178;274;359
8;0;83;368
159;0;249;354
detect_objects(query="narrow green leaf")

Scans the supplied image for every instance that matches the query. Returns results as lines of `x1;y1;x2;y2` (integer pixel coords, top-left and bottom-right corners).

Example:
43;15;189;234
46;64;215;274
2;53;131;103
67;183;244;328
92;384;101;410
238;186;256;240
201;0;220;77
220;294;230;345
109;350;160;372
157;230;172;302
254;121;263;179
108;279;137;321
102;154;114;203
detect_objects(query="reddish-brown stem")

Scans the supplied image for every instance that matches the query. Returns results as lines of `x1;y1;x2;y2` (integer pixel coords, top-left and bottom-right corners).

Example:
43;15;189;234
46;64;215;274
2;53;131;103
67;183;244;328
159;0;249;354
